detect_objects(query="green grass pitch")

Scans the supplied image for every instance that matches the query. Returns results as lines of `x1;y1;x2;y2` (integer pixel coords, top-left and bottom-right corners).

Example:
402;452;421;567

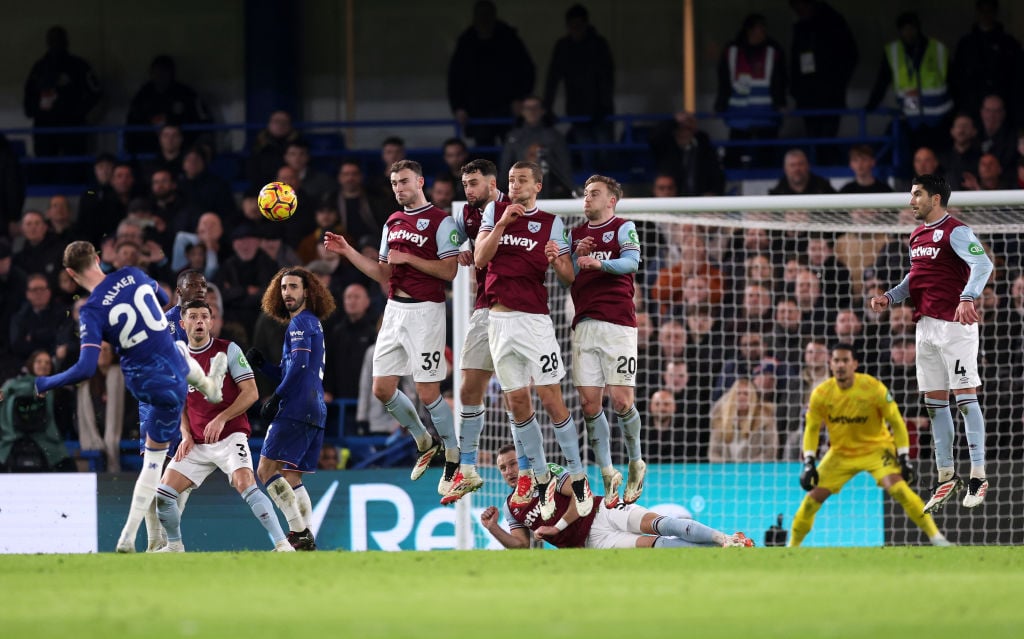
4;547;1021;638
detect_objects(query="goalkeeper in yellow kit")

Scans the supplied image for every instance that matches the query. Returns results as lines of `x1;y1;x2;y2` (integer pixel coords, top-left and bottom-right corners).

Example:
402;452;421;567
789;344;950;546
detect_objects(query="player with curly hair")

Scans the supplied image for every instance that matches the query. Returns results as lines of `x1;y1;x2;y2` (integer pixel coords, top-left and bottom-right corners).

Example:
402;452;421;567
246;266;336;550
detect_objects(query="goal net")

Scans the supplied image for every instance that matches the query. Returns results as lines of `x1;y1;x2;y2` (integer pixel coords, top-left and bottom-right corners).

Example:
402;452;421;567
452;190;1024;549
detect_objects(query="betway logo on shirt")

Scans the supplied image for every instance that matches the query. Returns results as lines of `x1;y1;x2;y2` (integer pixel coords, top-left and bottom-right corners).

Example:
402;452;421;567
389;228;429;247
499;234;538;251
592;250;613;260
827;414;868;424
911;245;941;259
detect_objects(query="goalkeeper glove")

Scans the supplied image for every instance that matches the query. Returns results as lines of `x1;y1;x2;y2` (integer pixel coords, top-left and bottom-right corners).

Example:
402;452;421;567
898;453;916;484
799;456;819;492
260;393;281;421
245;347;266;370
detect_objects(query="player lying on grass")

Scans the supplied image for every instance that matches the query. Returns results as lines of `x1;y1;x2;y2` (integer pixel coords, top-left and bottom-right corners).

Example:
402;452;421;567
480;444;753;549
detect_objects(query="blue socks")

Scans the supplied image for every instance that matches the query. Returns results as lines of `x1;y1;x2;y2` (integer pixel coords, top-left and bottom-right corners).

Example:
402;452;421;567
155;483;182;542
925;397;955;472
243;484;288;544
384;390;429;445
426;396;458;460
585;412;613;469
513;414;548;478
458;404;485;466
956;394;987;475
553;416;583;475
618;405;643;461
651;515;717;545
511;414;529;471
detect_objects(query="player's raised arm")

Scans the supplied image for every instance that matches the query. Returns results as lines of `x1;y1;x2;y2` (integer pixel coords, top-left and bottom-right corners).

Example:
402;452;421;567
474;201;520;268
480;505;531;549
34;308;104;393
323;230;393;284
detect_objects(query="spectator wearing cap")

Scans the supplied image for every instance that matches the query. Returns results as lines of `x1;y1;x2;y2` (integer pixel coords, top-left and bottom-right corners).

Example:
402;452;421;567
214;224;280;328
0;239;28;376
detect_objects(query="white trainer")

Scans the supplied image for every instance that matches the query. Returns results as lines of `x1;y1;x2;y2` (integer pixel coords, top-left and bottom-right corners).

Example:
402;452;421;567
721;532;755;548
602;469;623;508
509;470;536;507
115;537;136;554
923;476;962;513
274;539;296;552
962;477;989;508
146;529;168;552
438;461;460;496
537;475;558;521
410;438;442;481
441;468;485;505
624;459;647;504
570;475;594;517
204;352;228;404
152;540;185;553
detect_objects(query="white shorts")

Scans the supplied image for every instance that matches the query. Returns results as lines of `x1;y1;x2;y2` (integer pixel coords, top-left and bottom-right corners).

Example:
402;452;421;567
459;308;493;372
915;315;982;391
488;310;565;392
585;503;650;549
373;299;447;383
165;431;254;488
572;320;638;388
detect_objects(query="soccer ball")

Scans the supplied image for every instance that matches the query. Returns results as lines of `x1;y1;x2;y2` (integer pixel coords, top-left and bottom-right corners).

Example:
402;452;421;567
258;181;298;221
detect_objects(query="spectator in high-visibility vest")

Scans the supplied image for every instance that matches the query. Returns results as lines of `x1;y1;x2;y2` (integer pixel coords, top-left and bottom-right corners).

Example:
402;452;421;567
865;12;952;157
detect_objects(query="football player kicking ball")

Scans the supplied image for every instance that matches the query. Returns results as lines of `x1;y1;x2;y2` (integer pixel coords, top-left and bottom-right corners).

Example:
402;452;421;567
153;300;293;552
33;241;227;553
789;344;951;547
481;445;753;549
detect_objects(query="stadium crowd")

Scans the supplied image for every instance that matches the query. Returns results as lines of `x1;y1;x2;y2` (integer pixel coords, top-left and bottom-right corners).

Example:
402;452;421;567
3;1;1024;474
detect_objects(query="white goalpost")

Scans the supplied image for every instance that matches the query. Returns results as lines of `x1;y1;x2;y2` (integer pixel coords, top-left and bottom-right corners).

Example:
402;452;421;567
453;190;1024;549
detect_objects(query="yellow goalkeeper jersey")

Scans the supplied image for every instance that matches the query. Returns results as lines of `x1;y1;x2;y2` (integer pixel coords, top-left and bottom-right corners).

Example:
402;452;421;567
803;373;909;457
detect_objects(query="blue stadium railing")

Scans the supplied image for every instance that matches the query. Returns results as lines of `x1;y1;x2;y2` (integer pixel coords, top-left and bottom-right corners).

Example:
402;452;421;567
62;397;390;472
3;108;905;197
